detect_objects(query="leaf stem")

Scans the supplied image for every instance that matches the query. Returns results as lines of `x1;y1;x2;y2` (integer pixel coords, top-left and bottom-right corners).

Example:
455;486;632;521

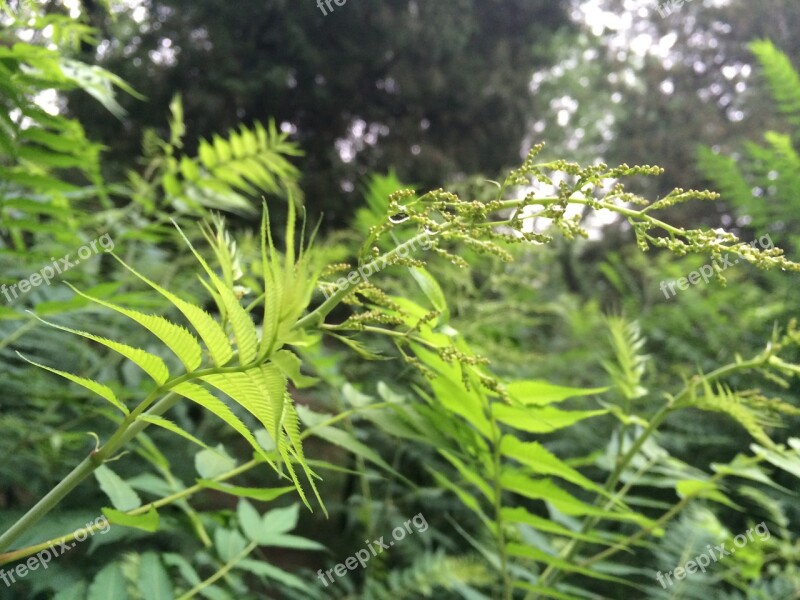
175;541;258;600
528;348;776;597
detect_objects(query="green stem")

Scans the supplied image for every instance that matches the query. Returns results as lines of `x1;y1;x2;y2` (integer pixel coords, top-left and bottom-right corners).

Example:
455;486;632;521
580;491;697;569
0;397;390;564
0;457;261;566
0;391;181;552
294;227;451;331
176;541;257;600
528;349;775;598
488;406;512;600
531;401;675;594
0;318;37;351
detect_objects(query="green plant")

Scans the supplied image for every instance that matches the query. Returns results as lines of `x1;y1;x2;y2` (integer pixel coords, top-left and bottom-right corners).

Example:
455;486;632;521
698;40;800;251
3;11;800;593
4;138;800;598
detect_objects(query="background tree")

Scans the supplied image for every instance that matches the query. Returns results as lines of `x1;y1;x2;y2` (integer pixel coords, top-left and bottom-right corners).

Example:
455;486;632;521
66;0;570;226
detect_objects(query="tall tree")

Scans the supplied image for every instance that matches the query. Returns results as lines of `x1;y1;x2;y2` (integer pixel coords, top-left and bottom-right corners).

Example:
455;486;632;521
68;0;570;224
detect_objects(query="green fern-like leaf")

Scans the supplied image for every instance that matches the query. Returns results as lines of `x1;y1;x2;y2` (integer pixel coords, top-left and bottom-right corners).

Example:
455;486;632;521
30;314;170;385
362;551;492;599
173;119;302;214
691;381;776;448
111;254;234;367
750;39;800;132
67;284;203;372
173;221;259;364
171;382;276;468
602;316;649;406
17;352;128;416
200;368;283;443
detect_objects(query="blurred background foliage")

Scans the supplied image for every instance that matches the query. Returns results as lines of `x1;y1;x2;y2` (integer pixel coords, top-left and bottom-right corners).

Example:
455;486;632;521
2;0;800;598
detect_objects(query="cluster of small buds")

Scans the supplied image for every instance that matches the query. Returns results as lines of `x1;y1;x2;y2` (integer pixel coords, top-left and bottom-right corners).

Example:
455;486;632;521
604;163;664;179
329;148;800;390
634;226;653;253
388;188;417;205
460;237;514;262
411;310;441;332
401;355;437;380
393;256;427;269
477;373;510;402
430;245;470;268
426;189;460;207
546;159;583;176
575;162;608;180
321;263;353;277
645;188;720;212
611;190;649;206
437;346;490;366
506;145;545;186
341;310;405;329
355;283;403;311
649;236;690;255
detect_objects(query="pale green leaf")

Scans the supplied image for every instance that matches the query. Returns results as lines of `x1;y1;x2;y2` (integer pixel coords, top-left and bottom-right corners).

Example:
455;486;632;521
200;369;281;448
237;559;309;591
501;437;608;496
675;479;741;509
18;353;128;415
30;315;170;385
309;425;401;479
138;552;174;600
501;471;650;524
502;507;606;544
215;528;247;562
139;415;212;451
112;254;233;367
506;380;608;406
67;285;203;372
408;265;449;322
506;543;628;584
172;382;275;467
494;404;608;433
439;449;493;503
237;500;262;538
173;222;258;364
428;467;492;529
271;349;318;388
197;480;294;502
87;563;127;600
102;506;159;532
95;465;142;511
751;442;800;480
194;446;236;479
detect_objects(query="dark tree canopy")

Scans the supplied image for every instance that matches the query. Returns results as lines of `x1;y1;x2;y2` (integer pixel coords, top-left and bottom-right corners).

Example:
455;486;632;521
71;0;570;224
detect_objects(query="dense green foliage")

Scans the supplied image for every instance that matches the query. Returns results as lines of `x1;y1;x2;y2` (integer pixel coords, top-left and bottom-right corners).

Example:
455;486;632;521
2;2;800;600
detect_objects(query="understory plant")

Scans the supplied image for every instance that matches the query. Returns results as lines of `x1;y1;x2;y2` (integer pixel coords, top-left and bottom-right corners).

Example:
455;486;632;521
3;140;800;598
4;8;800;596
